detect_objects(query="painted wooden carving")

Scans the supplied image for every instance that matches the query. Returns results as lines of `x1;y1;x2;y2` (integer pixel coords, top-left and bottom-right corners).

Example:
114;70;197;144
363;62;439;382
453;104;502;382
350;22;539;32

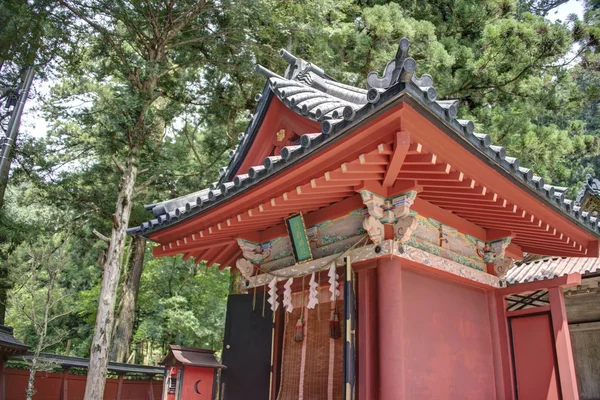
484;238;511;263
237;238;267;263
360;189;418;244
360;191;385;219
408;215;487;271
390;191;417;219
394;215;417;242
246;240;501;289
494;257;514;279
235;198;510;279
235;258;255;280
363;215;384;244
484;238;514;278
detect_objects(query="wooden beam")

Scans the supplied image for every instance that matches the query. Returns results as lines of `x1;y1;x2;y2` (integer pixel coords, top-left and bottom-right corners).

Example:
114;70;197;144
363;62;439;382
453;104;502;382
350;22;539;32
403;153;437;165
586;241;599;257
400;163;451;174
341;163;386;174
312;176;363;187
283;191;352;201
506;243;524;260
213;242;238;267
421;187;489;196
359;153;388;165
383;131;410;187
202;246;225;267
154;239;237;257
455;212;535;224
301;182;355;193
397;171;464;181
418;179;477;189
420;191;499;203
221;249;242;271
519;246;586;257
486;229;514;242
516;236;579;249
325;170;383;181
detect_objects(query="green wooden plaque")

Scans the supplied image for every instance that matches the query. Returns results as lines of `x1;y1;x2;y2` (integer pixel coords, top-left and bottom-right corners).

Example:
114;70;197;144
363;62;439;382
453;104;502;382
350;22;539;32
285;213;313;263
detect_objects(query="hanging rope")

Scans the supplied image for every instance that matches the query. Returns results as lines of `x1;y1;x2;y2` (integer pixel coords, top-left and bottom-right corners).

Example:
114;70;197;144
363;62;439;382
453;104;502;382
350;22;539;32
262;279;267;318
253;269;260;311
255;234;369;280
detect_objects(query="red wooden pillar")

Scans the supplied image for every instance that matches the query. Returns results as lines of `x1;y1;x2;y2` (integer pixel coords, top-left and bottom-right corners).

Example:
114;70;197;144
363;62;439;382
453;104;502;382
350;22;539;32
59;367;69;400
0;356;5;400
357;266;378;400
493;292;516;400
116;373;124;400
147;375;155;400
377;258;404;400
549;286;579;400
488;291;511;400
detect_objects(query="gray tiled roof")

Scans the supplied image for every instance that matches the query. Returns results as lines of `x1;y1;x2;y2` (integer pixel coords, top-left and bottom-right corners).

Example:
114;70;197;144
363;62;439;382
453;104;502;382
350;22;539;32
128;39;600;239
507;257;600;284
11;352;164;375
0;325;28;352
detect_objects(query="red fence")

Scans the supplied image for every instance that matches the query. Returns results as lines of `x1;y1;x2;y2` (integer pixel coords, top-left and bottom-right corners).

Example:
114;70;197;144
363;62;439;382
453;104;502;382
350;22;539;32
5;369;162;400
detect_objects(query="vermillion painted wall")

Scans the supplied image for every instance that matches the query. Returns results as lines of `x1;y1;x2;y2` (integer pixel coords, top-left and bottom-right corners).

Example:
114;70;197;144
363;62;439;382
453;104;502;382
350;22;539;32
179;366;215;400
401;268;497;399
5;369;162;400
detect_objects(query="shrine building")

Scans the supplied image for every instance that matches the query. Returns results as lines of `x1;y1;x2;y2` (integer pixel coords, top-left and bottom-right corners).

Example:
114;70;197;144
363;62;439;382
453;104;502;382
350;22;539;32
128;39;600;400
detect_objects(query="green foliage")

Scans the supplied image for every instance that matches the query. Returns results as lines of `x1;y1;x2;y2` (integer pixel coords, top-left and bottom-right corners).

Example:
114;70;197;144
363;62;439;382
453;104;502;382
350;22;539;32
134;256;229;354
4;0;600;365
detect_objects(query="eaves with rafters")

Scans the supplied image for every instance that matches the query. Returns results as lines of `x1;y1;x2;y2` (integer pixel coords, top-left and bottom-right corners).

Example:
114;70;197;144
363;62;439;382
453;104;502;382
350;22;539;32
127;38;600;269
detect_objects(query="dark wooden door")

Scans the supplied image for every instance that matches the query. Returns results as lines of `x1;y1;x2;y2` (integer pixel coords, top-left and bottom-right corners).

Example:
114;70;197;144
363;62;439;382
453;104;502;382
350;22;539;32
221;293;273;400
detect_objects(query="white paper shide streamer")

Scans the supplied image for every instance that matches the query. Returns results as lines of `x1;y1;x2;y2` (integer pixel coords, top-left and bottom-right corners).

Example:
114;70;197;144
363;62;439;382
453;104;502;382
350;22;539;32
307;272;319;309
267;278;279;312
328;262;340;302
283;278;294;313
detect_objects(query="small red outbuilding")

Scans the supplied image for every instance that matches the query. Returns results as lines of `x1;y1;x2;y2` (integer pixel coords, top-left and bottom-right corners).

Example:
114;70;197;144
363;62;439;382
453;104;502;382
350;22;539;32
161;345;224;400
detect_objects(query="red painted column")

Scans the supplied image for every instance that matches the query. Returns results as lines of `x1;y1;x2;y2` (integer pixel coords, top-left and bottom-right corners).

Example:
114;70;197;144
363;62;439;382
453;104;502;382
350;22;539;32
116;374;124;400
357;267;378;400
377;258;404;400
492;293;515;400
548;287;579;400
0;356;5;400
60;368;69;400
147;375;155;400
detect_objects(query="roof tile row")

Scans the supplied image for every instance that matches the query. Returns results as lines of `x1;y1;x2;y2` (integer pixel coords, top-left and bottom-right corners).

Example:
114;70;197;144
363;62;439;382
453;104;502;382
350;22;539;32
128;39;600;241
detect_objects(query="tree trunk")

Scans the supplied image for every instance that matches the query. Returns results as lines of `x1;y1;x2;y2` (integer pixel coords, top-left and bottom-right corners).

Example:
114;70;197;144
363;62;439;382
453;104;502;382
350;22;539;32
84;155;138;400
25;333;44;400
229;269;244;294
110;235;146;363
0;267;7;325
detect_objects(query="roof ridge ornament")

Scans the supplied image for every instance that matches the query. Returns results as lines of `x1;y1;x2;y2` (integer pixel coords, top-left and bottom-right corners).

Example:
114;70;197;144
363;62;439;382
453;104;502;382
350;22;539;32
367;37;435;93
280;49;327;81
367;38;416;90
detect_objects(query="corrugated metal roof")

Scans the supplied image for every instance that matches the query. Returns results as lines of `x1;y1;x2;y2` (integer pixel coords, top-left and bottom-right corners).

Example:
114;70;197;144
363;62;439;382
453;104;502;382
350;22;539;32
162;345;225;369
506;257;600;284
128;38;600;240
